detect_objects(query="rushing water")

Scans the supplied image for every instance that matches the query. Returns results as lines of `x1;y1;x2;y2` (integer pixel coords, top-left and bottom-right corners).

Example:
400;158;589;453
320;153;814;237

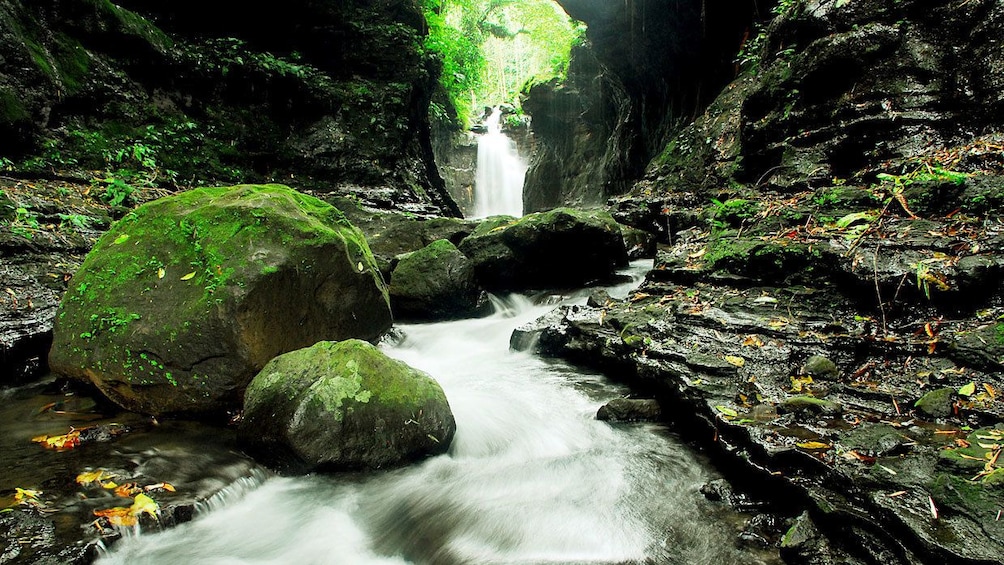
474;108;526;218
97;263;777;565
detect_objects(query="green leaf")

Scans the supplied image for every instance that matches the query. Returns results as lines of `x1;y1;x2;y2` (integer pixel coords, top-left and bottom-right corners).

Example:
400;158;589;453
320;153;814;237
113;234;130;245
835;211;878;229
715;405;738;418
958;382;976;397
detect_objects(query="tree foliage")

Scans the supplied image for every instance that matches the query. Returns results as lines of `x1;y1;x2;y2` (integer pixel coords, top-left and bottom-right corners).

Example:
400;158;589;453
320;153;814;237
421;0;582;127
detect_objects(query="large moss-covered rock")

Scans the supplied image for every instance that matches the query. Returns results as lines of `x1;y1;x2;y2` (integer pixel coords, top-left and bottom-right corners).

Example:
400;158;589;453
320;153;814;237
457;208;627;291
48;184;391;416
239;339;455;472
389;239;485;321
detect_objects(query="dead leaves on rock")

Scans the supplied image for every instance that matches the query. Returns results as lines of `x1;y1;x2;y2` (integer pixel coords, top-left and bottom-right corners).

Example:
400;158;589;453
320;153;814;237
74;468;175;531
31;428;81;450
92;493;159;528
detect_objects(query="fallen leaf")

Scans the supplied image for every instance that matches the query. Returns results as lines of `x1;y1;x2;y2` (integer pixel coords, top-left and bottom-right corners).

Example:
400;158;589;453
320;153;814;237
742;335;765;348
843;450;876;464
929;496;939;520
14;488;42;505
114;483;142;498
958;382;977;397
715;405;738;418
76;470;113;486
144;483;176;493
157;268;165;279
93;506;137;527
131;493;158;518
791;375;814;393
797;441;831;450
93;494;159;528
984;383;997;399
112;234;129;245
724;355;745;368
32;429;81;450
888;490;908;498
180;271;197;281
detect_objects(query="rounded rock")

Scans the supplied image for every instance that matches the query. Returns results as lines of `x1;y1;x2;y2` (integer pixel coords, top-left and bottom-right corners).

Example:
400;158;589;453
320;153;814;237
239;339;455;472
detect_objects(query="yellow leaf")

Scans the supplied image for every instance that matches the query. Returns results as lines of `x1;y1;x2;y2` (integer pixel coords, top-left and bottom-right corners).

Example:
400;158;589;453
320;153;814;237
790;375;814;393
14;488;42;504
32;429;81;450
102;481;119;489
725;355;745;367
76;470;111;485
180;271;196;281
796;441;831;450
157;268;165;279
131;493;158;518
742;335;765;348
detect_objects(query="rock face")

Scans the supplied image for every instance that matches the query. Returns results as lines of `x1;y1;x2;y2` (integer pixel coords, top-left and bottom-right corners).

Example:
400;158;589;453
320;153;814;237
639;0;1004;199
239;339;455;472
596;398;662;422
48;184;391;416
389;239;485;321
523;1;758;210
0;0;459;215
457;208;627;291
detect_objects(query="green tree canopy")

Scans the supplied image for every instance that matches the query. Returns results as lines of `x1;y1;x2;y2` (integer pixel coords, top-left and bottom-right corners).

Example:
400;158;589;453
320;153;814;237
422;0;582;128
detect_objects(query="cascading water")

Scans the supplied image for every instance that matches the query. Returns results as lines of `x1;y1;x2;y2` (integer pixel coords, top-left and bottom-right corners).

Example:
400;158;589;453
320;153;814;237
474;108;526;218
97;263;780;565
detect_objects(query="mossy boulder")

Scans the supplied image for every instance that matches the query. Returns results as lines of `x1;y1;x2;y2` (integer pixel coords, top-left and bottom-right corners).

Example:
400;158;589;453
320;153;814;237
457;208;627;291
48;184;391;416
239;339;455;472
914;387;956;419
389;239;486;321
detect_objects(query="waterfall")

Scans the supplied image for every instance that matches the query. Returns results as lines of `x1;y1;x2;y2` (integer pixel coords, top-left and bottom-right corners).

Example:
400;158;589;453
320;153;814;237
474;108;526;218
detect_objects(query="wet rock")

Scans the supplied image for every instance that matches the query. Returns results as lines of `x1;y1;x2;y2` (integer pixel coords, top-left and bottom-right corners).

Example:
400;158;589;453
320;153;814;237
596;398;661;422
239;340;455;472
0;507;94;564
328;196;477;278
948;323;1004;373
458;208;627;291
778;395;843;417
842;423;913;458
586;289;613;309
739;513;785;550
49;185;391;417
913;387;956;419
800;356;839;380
389;239;487;321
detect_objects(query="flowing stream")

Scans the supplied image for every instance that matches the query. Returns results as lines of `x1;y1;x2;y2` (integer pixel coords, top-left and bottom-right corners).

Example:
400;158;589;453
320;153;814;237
96;262;779;565
474;108;526;218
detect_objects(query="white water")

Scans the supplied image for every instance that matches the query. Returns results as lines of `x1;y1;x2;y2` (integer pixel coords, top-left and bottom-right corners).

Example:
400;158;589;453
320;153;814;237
474;108;526;218
98;263;773;565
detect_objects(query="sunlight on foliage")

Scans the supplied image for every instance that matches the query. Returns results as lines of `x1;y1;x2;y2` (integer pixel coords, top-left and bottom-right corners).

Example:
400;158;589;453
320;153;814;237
422;0;582;127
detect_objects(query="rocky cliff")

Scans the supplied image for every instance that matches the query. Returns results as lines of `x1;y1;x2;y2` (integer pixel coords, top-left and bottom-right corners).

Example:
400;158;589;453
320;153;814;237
0;0;459;215
523;0;760;211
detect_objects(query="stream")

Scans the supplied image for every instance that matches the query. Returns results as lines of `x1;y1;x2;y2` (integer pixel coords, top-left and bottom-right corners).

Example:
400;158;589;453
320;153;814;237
93;262;780;565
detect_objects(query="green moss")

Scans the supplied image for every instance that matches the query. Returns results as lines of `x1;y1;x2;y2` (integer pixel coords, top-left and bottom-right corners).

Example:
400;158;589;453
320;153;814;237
995;323;1004;345
51;35;91;94
704;235;825;284
0;87;28;122
98;0;173;51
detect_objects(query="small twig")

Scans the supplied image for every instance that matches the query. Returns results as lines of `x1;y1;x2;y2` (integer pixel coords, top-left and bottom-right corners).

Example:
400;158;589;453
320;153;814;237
873;243;888;337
